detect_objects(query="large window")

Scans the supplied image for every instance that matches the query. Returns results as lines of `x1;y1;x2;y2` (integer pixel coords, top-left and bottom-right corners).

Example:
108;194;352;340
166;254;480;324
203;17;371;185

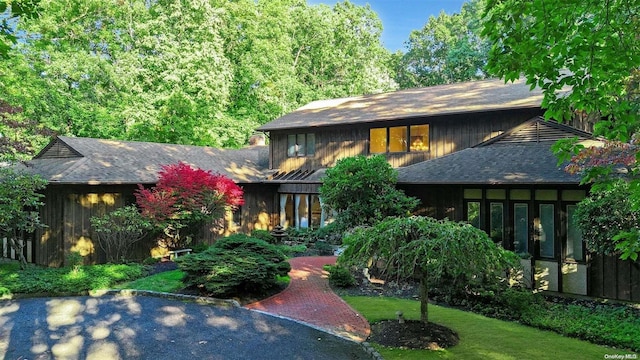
370;124;429;154
514;204;529;255
538;204;555;258
566;205;584;261
280;193;329;229
287;133;315;157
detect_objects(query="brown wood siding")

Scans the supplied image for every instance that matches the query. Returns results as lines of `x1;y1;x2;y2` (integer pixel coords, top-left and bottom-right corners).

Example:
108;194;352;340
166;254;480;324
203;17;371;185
269;109;543;172
36;188;65;266
399;184;464;221
237;183;278;233
589;254;640;301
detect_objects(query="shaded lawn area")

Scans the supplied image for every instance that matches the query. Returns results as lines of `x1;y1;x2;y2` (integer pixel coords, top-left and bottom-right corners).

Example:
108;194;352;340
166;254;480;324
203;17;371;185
0;261;144;298
113;269;185;293
343;296;637;360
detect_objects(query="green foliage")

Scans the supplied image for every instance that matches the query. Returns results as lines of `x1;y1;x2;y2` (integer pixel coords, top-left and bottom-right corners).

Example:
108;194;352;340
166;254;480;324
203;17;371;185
176;234;290;297
5;0;395;149
90;205;153;263
190;242;210;254
277;244;307;256
250;229;276;244
483;0;640;262
396;0;488;88
324;264;356;288
345;296;634;359
313;241;334;256
0;262;144;296
0;167;47;269
574;180;640;255
320;155;419;229
142;257;160;265
65;251;84;269
341;216;520;322
115;269;185;293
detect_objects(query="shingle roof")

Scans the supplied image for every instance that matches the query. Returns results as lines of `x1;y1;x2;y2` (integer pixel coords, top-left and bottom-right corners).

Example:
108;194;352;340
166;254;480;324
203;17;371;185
396;143;581;185
26;136;270;185
396;118;597;185
257;78;561;131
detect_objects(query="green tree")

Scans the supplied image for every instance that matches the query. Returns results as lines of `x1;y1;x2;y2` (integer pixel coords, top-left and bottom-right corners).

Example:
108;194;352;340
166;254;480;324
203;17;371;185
482;0;640;259
396;0;488;88
340;216;519;322
574;180;640;258
90;205;153;264
319;155;418;230
0;167;47;269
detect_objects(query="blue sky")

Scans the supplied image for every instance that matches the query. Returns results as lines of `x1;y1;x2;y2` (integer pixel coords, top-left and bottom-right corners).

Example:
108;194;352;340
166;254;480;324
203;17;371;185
308;0;468;52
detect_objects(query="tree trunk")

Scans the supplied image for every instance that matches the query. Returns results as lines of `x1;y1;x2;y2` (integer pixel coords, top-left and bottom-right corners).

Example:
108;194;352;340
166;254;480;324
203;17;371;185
8;237;27;270
419;275;429;323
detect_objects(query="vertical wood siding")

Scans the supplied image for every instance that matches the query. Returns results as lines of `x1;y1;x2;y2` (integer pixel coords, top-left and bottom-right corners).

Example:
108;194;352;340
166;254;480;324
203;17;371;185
269;109;543;172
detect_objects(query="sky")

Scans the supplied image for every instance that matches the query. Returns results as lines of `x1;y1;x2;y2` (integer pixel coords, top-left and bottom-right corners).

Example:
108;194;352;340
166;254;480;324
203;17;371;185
308;0;469;52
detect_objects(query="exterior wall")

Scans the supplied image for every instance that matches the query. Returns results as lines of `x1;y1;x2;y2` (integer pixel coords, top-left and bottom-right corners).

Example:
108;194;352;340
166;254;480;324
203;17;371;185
33;183;271;267
269;108;543;172
236;183;278;233
398;183;638;302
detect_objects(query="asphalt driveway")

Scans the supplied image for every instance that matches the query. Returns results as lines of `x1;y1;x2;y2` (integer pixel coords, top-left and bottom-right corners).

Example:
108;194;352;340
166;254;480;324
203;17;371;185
0;295;372;360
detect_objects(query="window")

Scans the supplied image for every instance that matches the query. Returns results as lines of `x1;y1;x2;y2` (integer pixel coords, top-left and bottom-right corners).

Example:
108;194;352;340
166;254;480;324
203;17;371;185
538;204;555;258
410;125;429;151
369;124;429;154
514;204;529;255
287;133;315;157
280;193;329;229
566;205;584;261
389;126;407;152
369;128;387;153
490;203;504;243
467;202;481;228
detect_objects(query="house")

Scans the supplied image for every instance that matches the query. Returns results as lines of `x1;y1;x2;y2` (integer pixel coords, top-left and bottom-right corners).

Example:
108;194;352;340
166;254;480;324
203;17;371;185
15;136;275;266
10;78;638;301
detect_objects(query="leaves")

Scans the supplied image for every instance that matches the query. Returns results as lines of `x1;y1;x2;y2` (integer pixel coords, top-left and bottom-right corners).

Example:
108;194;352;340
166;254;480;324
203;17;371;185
135;162;244;249
319;155;418;229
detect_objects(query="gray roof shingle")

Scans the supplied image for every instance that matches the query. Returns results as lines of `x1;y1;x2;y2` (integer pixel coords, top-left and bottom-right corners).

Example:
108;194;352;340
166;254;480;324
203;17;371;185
257;78;561;131
396;142;582;185
26;136;270;185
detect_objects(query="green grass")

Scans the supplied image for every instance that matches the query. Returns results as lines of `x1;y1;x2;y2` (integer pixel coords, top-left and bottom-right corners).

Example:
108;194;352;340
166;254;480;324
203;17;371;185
344;296;637;360
0;261;144;298
114;269;185;292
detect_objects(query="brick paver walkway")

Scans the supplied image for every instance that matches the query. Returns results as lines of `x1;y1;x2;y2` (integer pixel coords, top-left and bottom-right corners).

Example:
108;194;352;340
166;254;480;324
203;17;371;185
244;256;371;342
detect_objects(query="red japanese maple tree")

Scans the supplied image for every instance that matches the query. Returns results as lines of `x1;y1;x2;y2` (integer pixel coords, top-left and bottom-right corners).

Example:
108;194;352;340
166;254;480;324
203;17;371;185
135;162;244;249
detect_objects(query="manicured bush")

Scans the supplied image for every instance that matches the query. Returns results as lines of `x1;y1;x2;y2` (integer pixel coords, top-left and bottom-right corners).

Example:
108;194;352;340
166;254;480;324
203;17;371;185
176;235;290;297
314;241;334;255
250;229;277;244
324;265;356;288
91;205;153;264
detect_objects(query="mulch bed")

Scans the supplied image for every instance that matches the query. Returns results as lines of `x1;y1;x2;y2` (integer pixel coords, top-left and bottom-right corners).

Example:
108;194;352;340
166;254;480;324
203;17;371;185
369;320;459;350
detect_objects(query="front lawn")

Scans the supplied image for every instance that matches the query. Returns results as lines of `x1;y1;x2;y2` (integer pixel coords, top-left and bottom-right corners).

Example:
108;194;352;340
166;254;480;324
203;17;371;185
344;296;638;360
0;261;144;298
114;269;185;293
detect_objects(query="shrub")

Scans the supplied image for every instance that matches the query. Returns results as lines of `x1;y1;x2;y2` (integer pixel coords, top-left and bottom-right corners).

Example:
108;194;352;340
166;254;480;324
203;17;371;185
324;265;355;288
176;235;290;297
135;162;244;249
250;229;277;244
314;241;334;255
319;155;419;230
191;242;210;253
91;205;153;263
143;257;160;265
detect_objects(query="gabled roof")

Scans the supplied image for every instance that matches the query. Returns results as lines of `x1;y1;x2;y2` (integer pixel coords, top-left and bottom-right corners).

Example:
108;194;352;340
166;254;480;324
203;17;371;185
397;118;596;185
258;78;563;131
26;136;270;185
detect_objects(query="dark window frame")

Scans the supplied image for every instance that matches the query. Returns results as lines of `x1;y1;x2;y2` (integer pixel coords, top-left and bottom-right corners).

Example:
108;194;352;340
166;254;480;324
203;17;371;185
287;133;315;158
369;124;430;154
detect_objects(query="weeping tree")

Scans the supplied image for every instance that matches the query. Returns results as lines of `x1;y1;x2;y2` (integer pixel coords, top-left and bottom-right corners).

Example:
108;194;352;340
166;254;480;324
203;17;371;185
0;167;47;269
340;216;519;322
